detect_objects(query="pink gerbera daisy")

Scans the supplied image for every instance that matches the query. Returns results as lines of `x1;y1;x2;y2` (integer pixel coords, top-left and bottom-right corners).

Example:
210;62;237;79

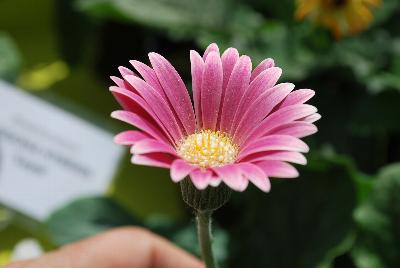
110;43;320;192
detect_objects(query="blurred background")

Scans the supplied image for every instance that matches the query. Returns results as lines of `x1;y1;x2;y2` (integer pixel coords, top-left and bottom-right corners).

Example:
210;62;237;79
1;0;400;267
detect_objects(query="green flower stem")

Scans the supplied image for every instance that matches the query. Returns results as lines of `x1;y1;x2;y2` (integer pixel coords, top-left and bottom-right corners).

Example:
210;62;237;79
196;210;218;268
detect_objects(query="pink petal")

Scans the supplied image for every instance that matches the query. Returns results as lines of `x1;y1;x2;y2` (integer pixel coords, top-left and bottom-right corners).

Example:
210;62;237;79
212;164;248;192
216;48;239;129
131;139;177;156
111;87;175;144
125;75;184;143
170;159;197;182
203;43;220;59
242;104;317;146
219;56;252;134
241;151;307;165
238;163;270;192
111;110;169;144
114;130;150;145
267;122;318;138
190;50;205;129
256;160;299;178
111;86;172;143
250;58;275;81
201;51;223;130
129;60;168;101
233;83;294;142
210;176;222;187
278;89;315;108
118;66;134;77
149;52;196;135
110;76;125;87
190;169;212;190
110;76;137;93
221;48;239;91
110;86;150;117
131;153;174;169
234;67;282;127
301;113;321;123
238;135;309;160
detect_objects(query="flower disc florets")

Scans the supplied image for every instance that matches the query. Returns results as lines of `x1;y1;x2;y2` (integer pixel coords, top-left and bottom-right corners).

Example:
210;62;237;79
177;130;239;168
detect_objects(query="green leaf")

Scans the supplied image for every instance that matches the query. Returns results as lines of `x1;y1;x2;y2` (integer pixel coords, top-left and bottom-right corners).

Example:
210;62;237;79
242;0;296;21
0;32;21;82
46;196;139;246
352;163;400;268
46;196;229;265
228;155;357;268
76;0;226;31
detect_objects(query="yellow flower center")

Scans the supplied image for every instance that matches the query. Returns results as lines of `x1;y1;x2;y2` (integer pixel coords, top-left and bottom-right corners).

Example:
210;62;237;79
176;130;239;168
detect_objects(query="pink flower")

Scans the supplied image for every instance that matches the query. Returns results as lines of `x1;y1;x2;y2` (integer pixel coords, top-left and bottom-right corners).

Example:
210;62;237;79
111;43;320;192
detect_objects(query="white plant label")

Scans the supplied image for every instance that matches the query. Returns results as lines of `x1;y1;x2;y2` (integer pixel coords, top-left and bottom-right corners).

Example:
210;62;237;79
0;81;123;221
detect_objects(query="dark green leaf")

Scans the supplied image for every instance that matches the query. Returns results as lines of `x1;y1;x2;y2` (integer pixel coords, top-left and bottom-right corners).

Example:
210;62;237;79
228;155;357;268
352;163;400;268
46;196;229;265
46;196;139;246
76;0;227;31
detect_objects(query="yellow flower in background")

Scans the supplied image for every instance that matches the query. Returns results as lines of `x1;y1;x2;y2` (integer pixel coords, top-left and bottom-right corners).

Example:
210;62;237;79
296;0;381;38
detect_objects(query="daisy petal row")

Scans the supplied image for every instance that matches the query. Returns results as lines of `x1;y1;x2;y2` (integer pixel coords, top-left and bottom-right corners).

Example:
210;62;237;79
111;43;319;192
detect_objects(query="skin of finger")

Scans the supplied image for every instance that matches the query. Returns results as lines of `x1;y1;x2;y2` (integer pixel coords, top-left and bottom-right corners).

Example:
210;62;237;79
5;227;204;268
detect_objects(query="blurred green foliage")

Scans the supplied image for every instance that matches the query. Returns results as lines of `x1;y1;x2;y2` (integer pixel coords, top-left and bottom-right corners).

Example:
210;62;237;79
1;0;400;267
352;164;400;268
76;0;400;91
0;32;20;82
